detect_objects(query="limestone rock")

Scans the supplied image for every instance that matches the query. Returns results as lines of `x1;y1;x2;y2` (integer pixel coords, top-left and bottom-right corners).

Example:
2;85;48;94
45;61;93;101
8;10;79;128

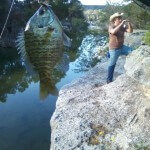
125;45;150;86
50;73;150;149
50;52;150;149
50;31;150;150
124;30;145;49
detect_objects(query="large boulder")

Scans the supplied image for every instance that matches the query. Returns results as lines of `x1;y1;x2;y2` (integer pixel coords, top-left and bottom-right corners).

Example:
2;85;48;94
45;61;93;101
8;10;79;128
124;30;145;49
50;73;150;149
125;45;150;86
50;32;150;150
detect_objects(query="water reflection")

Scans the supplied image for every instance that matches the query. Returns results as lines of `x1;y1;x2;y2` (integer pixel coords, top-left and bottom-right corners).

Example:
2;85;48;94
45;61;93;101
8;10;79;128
38;53;70;100
0;48;70;150
0;33;106;150
0;48;32;102
0;46;70;102
73;34;107;72
0;34;107;102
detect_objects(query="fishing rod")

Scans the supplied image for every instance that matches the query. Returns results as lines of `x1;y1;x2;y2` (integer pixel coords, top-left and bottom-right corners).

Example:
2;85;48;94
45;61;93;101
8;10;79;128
0;0;15;40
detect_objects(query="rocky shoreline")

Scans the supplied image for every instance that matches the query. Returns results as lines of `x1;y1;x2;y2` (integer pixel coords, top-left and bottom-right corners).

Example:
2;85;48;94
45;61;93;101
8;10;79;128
50;30;150;149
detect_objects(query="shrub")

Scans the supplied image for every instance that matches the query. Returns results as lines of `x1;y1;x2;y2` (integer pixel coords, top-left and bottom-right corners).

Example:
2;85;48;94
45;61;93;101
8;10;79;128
143;31;150;46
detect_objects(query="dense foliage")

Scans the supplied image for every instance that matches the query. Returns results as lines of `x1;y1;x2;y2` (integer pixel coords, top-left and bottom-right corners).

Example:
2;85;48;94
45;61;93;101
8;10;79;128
89;1;150;30
143;31;150;46
0;0;87;40
1;0;150;46
123;2;150;29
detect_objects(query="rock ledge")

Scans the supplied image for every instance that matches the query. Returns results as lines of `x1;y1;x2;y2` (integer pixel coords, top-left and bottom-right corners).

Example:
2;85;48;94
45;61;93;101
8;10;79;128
50;35;150;149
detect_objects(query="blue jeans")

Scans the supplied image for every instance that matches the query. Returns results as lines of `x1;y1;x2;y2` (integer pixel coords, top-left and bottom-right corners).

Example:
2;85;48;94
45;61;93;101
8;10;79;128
107;45;132;83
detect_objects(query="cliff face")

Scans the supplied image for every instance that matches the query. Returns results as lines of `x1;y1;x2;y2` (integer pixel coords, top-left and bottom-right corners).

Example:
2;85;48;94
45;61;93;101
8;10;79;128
125;45;150;86
50;31;150;149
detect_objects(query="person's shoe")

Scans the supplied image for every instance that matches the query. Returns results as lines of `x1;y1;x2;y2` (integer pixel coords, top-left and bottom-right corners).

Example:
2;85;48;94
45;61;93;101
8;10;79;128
106;80;112;84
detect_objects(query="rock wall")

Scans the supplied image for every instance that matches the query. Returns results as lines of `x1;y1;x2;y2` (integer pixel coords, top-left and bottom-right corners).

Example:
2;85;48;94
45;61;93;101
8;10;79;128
50;31;150;149
125;45;150;86
124;30;145;49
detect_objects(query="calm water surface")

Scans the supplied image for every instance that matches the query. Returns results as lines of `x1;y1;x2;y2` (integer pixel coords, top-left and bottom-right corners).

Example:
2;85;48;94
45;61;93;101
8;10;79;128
0;34;106;150
0;47;85;150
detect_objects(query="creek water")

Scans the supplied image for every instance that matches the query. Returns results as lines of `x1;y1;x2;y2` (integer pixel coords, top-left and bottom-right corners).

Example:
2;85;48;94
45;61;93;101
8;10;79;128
0;34;107;150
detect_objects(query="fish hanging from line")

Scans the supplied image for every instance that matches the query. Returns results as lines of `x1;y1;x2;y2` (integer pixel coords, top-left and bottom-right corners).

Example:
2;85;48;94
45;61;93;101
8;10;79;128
16;3;71;99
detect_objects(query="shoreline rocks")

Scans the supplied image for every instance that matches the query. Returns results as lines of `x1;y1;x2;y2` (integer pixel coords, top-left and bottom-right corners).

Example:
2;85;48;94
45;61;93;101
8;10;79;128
51;73;150;149
50;31;150;149
125;45;150;86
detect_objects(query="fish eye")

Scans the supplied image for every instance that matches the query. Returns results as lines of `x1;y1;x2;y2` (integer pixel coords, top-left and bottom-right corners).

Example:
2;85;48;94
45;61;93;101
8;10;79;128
39;9;45;15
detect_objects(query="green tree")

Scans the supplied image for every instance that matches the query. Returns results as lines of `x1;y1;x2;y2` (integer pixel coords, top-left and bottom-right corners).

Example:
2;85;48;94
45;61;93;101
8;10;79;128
49;0;69;20
68;0;88;34
123;2;150;29
143;31;150;46
100;0;150;30
0;0;9;22
0;0;87;48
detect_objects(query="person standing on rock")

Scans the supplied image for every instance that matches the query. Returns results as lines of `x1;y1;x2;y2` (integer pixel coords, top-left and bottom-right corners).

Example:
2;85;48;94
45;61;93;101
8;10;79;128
107;12;133;84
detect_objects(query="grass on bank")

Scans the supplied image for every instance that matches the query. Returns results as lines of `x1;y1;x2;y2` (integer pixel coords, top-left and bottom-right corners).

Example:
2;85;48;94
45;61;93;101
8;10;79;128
143;31;150;46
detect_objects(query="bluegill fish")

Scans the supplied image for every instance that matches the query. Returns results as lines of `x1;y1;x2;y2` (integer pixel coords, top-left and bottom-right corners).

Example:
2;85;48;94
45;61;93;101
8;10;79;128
16;4;71;99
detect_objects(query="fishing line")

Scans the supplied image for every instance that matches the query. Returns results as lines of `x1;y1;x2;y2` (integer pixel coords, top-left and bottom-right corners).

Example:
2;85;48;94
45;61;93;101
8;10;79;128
0;0;15;40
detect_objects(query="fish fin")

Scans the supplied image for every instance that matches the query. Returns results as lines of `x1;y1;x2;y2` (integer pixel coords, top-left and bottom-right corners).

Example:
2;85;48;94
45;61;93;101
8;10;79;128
54;53;69;73
16;31;26;59
40;82;58;100
16;31;37;76
24;56;38;76
62;32;72;47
